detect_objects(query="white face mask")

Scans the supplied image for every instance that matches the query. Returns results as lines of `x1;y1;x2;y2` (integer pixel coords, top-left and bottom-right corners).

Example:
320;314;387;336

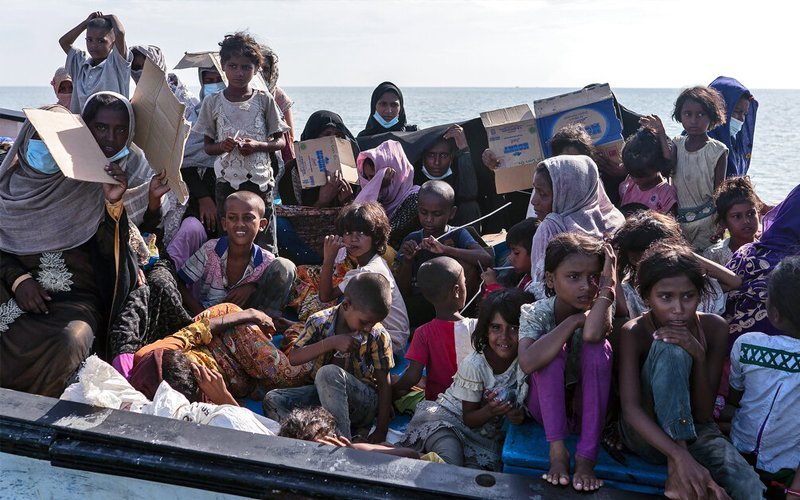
729;117;744;137
422;166;453;180
373;111;399;129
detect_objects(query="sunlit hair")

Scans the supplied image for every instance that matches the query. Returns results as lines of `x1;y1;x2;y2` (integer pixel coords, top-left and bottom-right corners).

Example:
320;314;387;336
549;123;599;158
219;31;264;67
343;272;391;319
506;218;539;254
224;191;266;217
335;202;390;256
472;288;534;353
612;210;683;280
278;407;337;441
82;93;128;125
622;126;669;177
417;256;463;304
672;86;727;130
419;180;455;207
161;350;198;402
635;241;708;300
713;176;763;225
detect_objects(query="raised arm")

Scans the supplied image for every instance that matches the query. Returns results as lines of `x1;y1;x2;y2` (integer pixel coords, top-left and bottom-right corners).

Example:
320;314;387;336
106;14;127;57
59;12;100;54
694;252;742;292
640;115;675;172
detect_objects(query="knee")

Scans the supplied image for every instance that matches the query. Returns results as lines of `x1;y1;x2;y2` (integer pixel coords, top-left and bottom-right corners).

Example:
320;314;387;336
653;341;693;365
269;257;297;282
315;364;346;388
581;339;613;370
63;321;94;357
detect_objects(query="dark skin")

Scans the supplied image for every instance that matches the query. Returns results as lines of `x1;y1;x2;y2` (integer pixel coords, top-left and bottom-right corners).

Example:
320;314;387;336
59;12;126;63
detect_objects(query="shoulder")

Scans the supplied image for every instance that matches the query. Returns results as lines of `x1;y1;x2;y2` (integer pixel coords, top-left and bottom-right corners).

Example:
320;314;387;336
698;312;729;341
458;350;487;373
707;138;728;153
307;306;335;329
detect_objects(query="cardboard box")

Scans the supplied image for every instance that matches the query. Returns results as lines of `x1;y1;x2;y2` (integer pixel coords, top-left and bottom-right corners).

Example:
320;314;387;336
294;136;358;189
533;84;624;158
480;104;544;194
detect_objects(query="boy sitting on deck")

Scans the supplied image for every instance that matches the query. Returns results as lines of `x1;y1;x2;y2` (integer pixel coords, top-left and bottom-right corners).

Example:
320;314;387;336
481;217;539;296
395;181;492;326
263;273;395;443
59;11;131;113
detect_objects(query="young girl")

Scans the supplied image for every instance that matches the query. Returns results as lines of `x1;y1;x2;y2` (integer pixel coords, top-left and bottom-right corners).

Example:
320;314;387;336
398;289;533;470
617;241;764;500
643;86;728;250
518;233;615;492
702;176;762;266
617;127;677;215
289;202;409;354
194;32;289;255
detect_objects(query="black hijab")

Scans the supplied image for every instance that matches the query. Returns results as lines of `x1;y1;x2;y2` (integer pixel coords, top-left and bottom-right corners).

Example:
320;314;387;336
357;81;416;137
301;110;356;142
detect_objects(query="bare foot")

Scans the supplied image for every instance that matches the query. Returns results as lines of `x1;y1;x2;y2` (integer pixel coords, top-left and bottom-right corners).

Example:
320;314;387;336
573;456;603;491
542;440;570;486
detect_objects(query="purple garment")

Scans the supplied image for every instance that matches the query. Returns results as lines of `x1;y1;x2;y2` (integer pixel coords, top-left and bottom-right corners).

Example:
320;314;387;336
708;76;758;178
725;184;800;345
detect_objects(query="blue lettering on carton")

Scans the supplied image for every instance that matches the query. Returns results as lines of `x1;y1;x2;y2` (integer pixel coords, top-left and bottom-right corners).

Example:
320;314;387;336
585;122;601;136
315;151;327;173
503;143;529;156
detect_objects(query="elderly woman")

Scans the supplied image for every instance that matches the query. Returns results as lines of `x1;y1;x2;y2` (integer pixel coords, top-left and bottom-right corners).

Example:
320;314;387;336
0;105;137;397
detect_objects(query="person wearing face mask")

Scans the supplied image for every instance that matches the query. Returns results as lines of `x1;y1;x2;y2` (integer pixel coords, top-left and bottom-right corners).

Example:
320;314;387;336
357;82;418;138
50;68;73;108
708;76;759;178
0;104;138;397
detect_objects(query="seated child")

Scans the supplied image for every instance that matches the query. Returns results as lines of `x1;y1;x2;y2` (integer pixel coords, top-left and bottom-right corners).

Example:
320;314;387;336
518;233;615;492
59;12;131;112
617;241;764;500
397;289;533;471
702;176;762;266
481;217;539;296
396;180;492;325
392;256;476;402
177;191;296;318
263;273;395;442
728;256;800;493
291;201;409;354
617;126;677;215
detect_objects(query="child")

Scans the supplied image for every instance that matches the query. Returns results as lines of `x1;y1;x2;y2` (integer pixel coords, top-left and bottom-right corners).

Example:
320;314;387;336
644;86;728;250
392;256;476;402
518;233;615;492
263;273;395;443
177;192;296;318
617;126;677;215
728;256;800;495
617;241;764;500
193;32;289;255
702;176;762;266
59;12;130;113
396;180;492;325
481;217;539;295
398;289;533;470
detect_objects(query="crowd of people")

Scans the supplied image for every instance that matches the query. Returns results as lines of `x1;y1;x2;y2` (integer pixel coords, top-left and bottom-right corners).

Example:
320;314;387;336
1;12;798;500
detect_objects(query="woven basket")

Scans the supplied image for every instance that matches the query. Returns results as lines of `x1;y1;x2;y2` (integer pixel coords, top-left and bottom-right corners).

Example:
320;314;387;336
275;205;340;255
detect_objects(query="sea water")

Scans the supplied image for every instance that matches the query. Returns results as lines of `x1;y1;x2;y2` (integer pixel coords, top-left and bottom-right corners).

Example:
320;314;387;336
2;86;798;204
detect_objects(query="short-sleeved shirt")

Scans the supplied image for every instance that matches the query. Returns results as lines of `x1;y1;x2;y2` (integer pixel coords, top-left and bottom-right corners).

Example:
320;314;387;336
178;236;275;308
618;176;677;214
66;46;132;113
702;238;734;267
405;317;477;400
395;226;478;294
293;305;394;387
193;89;288;191
729;332;800;473
338;253;410;353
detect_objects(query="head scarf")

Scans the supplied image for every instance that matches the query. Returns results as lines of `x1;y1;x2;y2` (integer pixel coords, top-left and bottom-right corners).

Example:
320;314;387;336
130;45;167;83
708;76;758;178
50;67;73;108
357;82;410;137
259;45;279;93
0;105;105;255
129;348;165;400
354;140;419;217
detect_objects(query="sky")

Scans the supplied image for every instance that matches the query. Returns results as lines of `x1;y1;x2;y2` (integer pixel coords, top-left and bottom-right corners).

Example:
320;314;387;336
2;0;796;89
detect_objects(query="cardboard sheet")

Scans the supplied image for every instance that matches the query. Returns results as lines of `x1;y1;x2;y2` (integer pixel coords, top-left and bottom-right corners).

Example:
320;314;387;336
294;136;358;188
22;108;117;184
480;104;543;193
131;58;190;203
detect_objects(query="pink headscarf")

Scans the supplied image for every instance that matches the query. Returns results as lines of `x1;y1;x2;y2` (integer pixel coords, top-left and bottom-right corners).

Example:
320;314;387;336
354;140;419;217
528;155;625;297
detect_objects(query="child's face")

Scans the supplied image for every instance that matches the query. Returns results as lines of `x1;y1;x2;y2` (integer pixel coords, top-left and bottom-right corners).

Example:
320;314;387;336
423;141;453;178
646;275;701;327
531;171;553;221
508;244;532;274
85;28;113;62
679;99;712;136
222;55;257;90
319;126;346;139
342;229;374;260
486;312;519;360
418;193;455;236
340;300;384;335
221;198;267;246
375;91;401;122
88;107;129;158
732;97;751;122
546;253;602;311
724;202;759;242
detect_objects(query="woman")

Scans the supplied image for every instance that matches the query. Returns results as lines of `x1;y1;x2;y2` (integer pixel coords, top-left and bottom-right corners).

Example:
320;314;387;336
357;82;417;138
50;67;73;108
708;76;758;178
0;105;137;397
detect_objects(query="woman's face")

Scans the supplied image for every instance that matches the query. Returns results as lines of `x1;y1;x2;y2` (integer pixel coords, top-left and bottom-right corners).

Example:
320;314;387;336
423;141;453;177
646;275;701;327
88;106;129;158
375;91;400;122
362;159;393;191
531;170;553;221
731;97;751;122
319;126;345;139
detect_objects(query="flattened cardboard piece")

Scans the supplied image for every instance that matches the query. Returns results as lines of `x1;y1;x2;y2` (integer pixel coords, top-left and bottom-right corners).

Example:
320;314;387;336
23;108;117;184
294;136;358;189
480;104;543;194
173;51;269;92
494;162;537;194
534;83;624;158
131;58;190;203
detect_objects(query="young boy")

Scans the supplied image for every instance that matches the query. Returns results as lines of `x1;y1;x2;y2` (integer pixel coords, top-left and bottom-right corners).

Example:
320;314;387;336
481;217;539;297
263;273;395;442
177;191;296;318
728;256;800;494
392;256;476;402
396;181;492;325
59;11;131;112
193;32;288;255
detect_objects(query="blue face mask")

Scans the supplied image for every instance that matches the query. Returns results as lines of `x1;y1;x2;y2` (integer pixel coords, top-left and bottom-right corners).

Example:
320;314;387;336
373;111;399;129
25;139;60;175
203;82;225;97
729;117;744;137
108;146;130;162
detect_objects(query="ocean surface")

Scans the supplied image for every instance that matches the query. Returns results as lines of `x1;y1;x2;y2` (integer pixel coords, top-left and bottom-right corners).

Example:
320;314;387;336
2;86;798;204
